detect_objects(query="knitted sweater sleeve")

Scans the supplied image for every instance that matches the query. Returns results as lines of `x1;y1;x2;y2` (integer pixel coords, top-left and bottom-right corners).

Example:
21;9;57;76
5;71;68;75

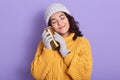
66;38;92;80
31;41;54;80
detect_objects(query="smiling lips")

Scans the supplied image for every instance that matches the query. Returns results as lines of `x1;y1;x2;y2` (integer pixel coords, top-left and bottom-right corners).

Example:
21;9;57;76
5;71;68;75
58;25;65;29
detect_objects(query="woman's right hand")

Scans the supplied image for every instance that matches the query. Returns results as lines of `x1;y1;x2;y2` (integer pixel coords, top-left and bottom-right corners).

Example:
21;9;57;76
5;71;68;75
42;30;54;49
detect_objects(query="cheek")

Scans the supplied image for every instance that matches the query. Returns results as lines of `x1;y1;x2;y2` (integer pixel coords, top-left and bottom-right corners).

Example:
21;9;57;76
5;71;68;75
51;25;59;31
66;20;70;27
64;20;68;23
64;19;70;26
51;24;57;29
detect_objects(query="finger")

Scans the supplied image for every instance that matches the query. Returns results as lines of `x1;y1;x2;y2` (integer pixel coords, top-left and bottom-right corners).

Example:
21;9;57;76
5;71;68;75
42;30;46;37
45;36;54;42
42;31;50;38
46;35;54;40
54;32;60;36
54;32;63;38
54;33;61;39
53;35;60;42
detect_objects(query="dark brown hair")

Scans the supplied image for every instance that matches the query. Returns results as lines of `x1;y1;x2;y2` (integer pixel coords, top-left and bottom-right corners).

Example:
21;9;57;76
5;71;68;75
48;12;83;40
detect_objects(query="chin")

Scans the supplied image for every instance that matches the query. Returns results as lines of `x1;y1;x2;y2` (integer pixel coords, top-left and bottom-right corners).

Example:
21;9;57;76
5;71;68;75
60;31;69;36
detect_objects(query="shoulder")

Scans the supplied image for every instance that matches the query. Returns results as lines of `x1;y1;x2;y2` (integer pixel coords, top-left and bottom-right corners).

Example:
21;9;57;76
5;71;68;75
36;40;44;50
75;37;92;56
76;37;90;45
75;36;91;51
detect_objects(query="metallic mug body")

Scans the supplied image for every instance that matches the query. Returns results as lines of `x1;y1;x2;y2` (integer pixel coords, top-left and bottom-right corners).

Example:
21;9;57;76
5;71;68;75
46;27;59;50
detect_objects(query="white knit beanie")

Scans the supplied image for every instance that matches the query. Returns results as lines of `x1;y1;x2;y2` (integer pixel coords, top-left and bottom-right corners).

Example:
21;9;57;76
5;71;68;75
44;3;70;25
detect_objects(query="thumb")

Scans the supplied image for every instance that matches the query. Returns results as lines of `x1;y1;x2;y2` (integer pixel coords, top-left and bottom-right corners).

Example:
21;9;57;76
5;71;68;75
54;32;61;36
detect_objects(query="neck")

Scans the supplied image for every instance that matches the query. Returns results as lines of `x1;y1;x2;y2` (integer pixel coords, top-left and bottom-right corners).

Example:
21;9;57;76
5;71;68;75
61;32;70;37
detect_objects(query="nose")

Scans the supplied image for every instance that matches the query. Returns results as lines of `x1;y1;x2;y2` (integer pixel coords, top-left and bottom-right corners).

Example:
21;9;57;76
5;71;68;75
57;20;62;26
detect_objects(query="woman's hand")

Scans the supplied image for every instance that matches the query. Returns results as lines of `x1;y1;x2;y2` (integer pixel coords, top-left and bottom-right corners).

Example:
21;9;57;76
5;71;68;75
53;32;70;57
42;30;54;49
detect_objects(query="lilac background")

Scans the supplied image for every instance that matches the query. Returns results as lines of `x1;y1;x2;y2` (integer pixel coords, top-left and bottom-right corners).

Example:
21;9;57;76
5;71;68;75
0;0;120;80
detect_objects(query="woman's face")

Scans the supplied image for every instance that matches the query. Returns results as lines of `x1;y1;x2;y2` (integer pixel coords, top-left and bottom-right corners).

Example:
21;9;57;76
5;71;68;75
50;12;70;37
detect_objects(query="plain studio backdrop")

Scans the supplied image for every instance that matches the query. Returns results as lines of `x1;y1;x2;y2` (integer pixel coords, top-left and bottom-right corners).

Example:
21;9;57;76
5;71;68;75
0;0;120;80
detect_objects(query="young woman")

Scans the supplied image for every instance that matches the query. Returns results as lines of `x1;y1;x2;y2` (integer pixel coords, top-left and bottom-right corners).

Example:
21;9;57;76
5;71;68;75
31;3;92;80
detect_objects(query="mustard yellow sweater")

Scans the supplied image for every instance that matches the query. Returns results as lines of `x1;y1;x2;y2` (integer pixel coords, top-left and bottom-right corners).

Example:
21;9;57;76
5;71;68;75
31;33;92;80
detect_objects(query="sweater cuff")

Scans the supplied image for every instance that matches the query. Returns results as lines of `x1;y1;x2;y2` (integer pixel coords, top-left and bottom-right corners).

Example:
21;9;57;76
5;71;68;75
61;49;71;57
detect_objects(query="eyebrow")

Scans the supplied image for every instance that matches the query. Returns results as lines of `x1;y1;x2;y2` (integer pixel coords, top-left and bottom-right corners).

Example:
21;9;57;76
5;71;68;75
50;13;66;21
51;18;56;21
59;13;65;17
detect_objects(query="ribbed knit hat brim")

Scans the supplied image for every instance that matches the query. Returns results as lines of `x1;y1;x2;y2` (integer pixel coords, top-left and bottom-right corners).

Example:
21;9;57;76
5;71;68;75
44;3;70;25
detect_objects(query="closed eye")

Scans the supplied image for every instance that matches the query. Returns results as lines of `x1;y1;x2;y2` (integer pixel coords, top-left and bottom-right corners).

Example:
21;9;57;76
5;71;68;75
51;20;57;24
60;14;66;20
60;16;65;20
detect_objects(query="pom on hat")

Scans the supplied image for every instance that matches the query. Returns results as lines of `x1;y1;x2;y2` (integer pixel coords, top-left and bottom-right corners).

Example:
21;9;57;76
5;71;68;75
44;3;70;25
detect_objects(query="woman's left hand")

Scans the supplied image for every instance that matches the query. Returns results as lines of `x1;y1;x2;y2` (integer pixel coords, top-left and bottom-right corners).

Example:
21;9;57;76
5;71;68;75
53;32;70;57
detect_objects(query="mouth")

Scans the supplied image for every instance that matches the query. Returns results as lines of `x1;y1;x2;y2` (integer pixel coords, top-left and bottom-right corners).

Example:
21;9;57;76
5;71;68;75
58;25;65;30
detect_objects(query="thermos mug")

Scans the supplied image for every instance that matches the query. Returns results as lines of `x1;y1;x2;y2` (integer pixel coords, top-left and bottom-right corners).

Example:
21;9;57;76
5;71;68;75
45;27;59;50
